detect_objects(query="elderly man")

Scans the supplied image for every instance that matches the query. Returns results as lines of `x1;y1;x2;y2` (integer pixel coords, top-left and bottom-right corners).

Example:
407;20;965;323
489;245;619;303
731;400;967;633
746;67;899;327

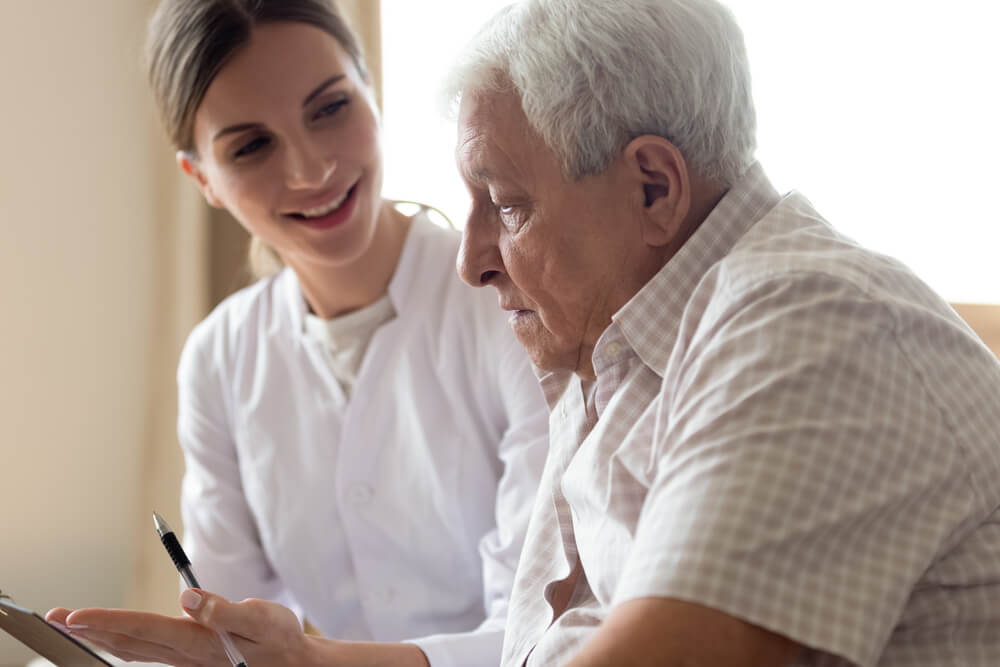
450;0;1000;665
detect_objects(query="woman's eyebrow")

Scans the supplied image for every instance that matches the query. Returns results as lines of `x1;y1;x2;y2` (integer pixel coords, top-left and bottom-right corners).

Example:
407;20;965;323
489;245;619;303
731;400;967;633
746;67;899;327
303;74;346;107
211;74;348;143
213;122;263;143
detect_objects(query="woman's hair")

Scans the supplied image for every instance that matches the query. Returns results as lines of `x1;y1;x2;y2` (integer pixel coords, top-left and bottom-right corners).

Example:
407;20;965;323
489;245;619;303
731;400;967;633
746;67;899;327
147;0;367;152
146;0;369;279
445;0;757;187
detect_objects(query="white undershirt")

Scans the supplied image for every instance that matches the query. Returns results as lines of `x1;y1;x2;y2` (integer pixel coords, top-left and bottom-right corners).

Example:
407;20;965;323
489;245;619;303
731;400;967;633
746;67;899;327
303;295;396;397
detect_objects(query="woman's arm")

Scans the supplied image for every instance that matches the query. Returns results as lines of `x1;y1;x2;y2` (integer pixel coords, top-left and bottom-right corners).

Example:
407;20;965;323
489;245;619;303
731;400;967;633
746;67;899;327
412;305;550;667
48;590;430;667
476;325;550;624
175;326;295;609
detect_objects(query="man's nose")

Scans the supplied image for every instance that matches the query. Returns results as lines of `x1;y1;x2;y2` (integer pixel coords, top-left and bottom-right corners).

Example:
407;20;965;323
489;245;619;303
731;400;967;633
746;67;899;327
457;214;503;288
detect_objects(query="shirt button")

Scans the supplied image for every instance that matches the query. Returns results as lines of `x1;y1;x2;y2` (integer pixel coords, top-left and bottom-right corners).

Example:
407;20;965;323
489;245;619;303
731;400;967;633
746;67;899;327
347;483;373;505
605;341;622;358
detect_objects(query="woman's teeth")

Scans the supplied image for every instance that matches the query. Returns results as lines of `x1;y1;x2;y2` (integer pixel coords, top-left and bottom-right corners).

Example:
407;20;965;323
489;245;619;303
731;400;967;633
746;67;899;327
300;188;350;218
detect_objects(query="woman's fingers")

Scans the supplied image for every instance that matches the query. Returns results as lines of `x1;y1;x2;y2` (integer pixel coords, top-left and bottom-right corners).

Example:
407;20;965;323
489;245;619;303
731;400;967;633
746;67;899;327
48;595;310;665
63;607;225;664
68;626;189;666
44;608;73;627
180;588;302;645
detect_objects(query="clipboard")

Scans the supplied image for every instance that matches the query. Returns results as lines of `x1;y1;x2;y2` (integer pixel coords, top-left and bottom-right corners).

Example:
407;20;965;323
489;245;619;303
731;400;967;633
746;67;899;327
0;598;111;666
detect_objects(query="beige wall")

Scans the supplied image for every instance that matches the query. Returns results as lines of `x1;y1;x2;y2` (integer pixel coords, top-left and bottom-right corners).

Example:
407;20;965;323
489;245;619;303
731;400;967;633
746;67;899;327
0;3;381;665
0;2;205;665
953;304;1000;360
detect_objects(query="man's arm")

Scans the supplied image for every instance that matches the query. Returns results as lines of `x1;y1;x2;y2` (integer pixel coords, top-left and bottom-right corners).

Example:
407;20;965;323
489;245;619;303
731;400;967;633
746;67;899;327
567;597;802;667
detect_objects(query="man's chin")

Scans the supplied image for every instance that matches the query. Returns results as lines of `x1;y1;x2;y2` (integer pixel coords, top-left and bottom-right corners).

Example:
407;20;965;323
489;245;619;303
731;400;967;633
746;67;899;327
521;343;577;376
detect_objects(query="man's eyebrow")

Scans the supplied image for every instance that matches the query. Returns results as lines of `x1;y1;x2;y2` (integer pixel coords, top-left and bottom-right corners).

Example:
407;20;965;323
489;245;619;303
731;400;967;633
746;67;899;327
465;167;494;184
212;75;347;143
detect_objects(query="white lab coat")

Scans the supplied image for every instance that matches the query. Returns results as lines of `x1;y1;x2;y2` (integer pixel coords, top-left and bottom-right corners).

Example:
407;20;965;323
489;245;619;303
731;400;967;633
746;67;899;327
176;215;549;667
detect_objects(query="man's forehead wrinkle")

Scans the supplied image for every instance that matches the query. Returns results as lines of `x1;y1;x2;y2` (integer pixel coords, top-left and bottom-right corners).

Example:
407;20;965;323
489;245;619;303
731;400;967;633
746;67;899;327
456;131;492;186
458;132;520;187
456;91;542;191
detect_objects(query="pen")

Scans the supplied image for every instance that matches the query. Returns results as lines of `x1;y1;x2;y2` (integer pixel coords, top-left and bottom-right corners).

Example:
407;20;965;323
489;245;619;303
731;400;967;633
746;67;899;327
153;511;249;667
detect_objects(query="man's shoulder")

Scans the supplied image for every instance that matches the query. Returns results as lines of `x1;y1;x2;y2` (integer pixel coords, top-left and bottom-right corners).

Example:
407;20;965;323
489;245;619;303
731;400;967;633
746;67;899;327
702;193;927;312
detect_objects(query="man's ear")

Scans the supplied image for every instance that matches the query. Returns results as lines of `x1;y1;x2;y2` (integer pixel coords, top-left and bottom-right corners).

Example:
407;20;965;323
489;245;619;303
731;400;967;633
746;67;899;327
176;151;223;208
624;136;691;247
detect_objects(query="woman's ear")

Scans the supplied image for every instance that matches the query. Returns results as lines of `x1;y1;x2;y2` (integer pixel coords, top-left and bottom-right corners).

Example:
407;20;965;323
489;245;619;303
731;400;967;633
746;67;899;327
624;136;691;248
176;151;223;208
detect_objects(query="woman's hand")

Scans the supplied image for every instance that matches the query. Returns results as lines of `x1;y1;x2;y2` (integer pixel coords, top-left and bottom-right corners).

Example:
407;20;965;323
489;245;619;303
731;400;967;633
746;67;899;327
46;589;430;666
47;589;315;667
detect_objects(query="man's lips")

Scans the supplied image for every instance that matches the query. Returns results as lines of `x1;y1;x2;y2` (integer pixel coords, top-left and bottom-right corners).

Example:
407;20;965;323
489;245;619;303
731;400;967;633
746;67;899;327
500;301;533;314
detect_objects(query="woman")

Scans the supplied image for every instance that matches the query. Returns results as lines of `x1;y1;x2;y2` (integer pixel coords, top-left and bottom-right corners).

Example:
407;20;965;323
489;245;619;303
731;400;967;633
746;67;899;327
47;1;548;666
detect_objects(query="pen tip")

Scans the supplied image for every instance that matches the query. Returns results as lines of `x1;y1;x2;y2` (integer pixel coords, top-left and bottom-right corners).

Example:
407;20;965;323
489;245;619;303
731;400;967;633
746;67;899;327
152;511;170;535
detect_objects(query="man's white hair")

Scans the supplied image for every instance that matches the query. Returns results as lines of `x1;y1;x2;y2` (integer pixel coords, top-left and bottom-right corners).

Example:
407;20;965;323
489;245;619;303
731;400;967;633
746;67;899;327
446;0;757;186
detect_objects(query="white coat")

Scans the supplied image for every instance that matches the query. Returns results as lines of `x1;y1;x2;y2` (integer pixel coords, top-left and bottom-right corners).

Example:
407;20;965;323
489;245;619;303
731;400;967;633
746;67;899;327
176;215;549;667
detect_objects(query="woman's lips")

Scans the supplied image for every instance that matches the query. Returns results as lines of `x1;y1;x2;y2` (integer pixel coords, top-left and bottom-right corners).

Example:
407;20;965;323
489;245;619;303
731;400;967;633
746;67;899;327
288;183;359;230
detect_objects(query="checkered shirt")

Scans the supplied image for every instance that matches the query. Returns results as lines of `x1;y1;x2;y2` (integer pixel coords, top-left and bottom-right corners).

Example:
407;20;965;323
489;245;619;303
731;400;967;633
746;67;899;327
500;163;1000;666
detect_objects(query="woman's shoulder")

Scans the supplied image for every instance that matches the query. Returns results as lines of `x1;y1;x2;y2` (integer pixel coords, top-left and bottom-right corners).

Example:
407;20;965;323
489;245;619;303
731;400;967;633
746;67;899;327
180;269;296;372
399;215;505;325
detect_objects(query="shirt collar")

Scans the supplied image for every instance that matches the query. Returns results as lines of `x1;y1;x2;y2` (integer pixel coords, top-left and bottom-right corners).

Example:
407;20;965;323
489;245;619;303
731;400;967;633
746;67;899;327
284;209;435;337
611;162;781;377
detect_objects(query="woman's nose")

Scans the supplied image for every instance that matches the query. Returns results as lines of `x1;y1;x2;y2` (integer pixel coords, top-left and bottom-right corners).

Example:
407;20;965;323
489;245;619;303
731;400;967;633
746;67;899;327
284;137;337;190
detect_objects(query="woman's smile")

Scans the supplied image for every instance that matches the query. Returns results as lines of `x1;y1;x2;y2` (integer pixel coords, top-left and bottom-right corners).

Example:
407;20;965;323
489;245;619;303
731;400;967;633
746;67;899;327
285;181;359;230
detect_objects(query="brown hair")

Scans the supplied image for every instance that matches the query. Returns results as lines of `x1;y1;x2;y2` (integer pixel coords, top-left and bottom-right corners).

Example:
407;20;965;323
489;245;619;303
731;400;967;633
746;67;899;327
146;0;369;278
147;0;368;153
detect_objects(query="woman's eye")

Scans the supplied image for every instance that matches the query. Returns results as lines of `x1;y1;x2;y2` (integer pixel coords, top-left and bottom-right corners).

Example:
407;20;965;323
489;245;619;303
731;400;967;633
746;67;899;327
314;99;348;120
234;136;270;158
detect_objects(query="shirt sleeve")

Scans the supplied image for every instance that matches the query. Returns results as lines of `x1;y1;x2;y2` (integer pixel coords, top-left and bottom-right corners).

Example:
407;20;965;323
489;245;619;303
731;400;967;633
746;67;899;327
614;272;975;667
411;316;550;667
176;326;299;613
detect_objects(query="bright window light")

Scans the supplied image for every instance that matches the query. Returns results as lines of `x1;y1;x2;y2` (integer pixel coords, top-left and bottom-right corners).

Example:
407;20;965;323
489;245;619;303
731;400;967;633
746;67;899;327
381;0;1000;303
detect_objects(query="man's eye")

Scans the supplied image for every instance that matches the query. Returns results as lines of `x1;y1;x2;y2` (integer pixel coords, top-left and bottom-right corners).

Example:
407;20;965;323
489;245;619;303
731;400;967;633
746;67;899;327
234;136;270;158
314;99;348;120
492;202;523;230
490;198;516;214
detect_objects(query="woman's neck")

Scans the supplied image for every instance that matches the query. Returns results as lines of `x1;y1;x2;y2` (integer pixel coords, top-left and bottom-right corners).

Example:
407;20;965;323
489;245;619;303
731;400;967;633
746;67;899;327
290;202;413;319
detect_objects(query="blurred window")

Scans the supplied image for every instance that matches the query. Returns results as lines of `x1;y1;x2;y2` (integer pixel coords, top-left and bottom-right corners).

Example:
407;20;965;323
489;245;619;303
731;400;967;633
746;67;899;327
381;0;1000;302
